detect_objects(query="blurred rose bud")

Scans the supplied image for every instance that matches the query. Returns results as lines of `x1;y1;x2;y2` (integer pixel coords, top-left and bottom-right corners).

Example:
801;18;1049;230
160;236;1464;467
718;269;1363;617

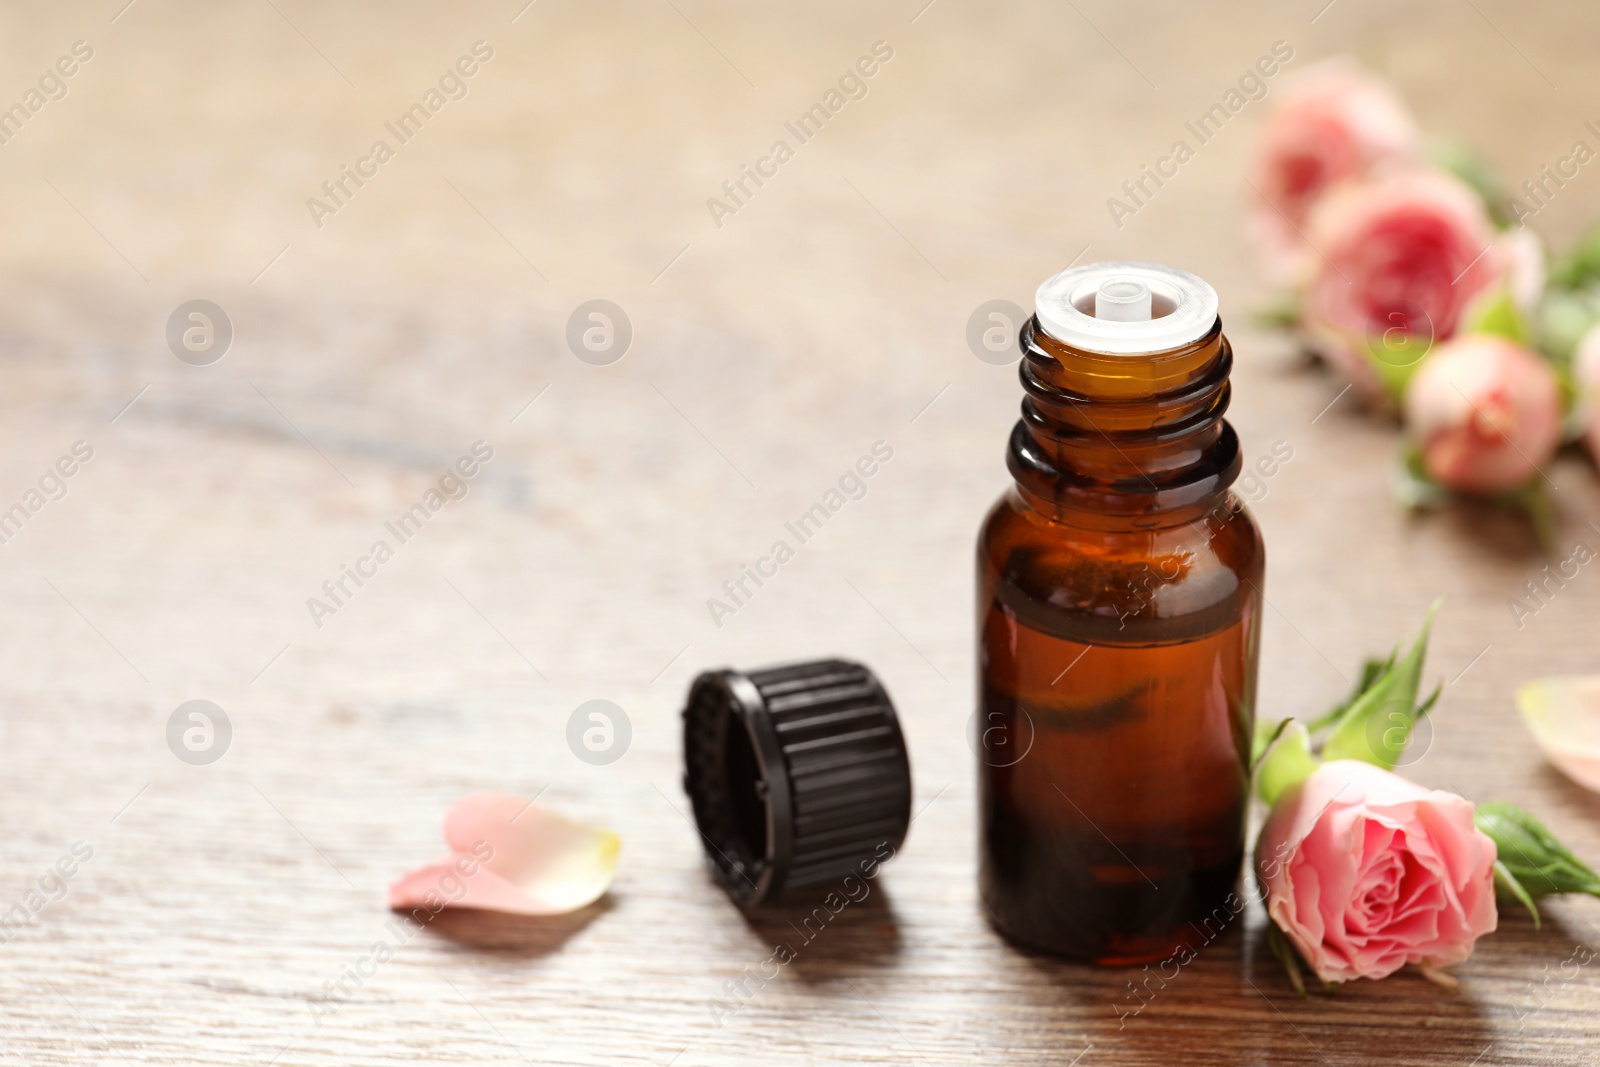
1302;170;1507;400
1404;335;1561;493
1574;322;1600;467
1249;59;1419;278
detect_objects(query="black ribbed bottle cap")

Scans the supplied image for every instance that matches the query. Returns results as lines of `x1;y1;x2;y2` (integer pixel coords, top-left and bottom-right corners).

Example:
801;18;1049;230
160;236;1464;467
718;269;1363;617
681;658;912;908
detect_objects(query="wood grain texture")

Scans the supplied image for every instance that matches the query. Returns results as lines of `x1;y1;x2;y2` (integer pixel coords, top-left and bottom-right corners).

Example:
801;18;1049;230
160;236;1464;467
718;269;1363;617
0;2;1597;1064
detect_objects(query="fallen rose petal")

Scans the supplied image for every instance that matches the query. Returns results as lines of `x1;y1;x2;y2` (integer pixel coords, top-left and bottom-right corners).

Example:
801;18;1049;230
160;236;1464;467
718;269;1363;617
1517;676;1600;794
389;792;620;916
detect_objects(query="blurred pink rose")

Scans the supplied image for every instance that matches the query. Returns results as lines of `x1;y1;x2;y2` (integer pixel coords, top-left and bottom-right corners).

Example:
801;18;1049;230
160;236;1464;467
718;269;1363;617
1574;323;1600;466
1405;335;1562;492
1302;170;1506;399
1257;760;1497;984
1250;60;1419;276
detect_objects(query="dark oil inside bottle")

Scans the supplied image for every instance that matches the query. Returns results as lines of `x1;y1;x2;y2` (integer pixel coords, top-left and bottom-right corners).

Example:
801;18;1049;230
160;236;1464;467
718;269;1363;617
978;544;1256;965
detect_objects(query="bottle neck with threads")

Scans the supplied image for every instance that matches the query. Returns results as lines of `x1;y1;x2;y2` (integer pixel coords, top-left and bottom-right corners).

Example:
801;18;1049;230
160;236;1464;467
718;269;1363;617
1007;263;1242;532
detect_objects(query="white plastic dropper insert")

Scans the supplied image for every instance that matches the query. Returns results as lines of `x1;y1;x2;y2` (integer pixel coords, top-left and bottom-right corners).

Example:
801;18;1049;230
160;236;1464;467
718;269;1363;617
1034;261;1218;355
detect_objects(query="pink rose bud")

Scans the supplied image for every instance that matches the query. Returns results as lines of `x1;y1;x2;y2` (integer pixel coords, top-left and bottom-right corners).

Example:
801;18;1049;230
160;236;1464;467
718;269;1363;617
1302;170;1507;400
1404;335;1562;493
1249;59;1419;278
1257;760;1498;984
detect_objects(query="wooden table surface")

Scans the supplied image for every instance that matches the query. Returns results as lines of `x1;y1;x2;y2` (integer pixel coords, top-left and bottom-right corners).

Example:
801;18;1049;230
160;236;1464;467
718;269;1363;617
2;1;1598;1063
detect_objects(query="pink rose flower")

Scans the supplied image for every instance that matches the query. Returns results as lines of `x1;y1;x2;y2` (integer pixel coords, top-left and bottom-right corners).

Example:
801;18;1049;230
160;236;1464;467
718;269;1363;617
1249;60;1419;277
1257;760;1497;984
1404;334;1562;493
1299;170;1508;400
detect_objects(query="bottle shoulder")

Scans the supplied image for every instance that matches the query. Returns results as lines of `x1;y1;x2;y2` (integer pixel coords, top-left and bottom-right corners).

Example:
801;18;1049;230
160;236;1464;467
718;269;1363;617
979;488;1263;644
981;487;1262;556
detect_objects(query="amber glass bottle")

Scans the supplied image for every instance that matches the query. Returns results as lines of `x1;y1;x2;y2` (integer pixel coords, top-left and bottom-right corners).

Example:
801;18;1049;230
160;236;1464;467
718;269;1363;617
976;262;1263;966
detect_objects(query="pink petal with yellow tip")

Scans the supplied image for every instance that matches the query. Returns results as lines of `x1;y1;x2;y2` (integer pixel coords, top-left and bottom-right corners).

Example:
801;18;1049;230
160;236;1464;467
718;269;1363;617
1518;676;1600;794
389;792;620;916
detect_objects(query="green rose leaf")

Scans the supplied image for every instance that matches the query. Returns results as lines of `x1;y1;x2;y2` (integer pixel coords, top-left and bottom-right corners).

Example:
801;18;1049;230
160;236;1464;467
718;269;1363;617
1532;285;1600;364
1320;599;1442;769
1307;657;1389;733
1476;802;1600;907
1549;225;1600;289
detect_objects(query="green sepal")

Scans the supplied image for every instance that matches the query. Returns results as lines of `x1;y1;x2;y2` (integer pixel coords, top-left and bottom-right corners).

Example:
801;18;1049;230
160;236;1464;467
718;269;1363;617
1393;445;1451;512
1364;328;1433;401
1255;720;1319;808
1266;921;1309;998
1397;444;1561;549
1307;657;1390;733
1320;599;1442;769
1251;716;1293;770
1431;139;1515;229
1491;479;1560;555
1475;802;1600;899
1494;859;1541;928
1462;289;1529;345
1254;291;1301;330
